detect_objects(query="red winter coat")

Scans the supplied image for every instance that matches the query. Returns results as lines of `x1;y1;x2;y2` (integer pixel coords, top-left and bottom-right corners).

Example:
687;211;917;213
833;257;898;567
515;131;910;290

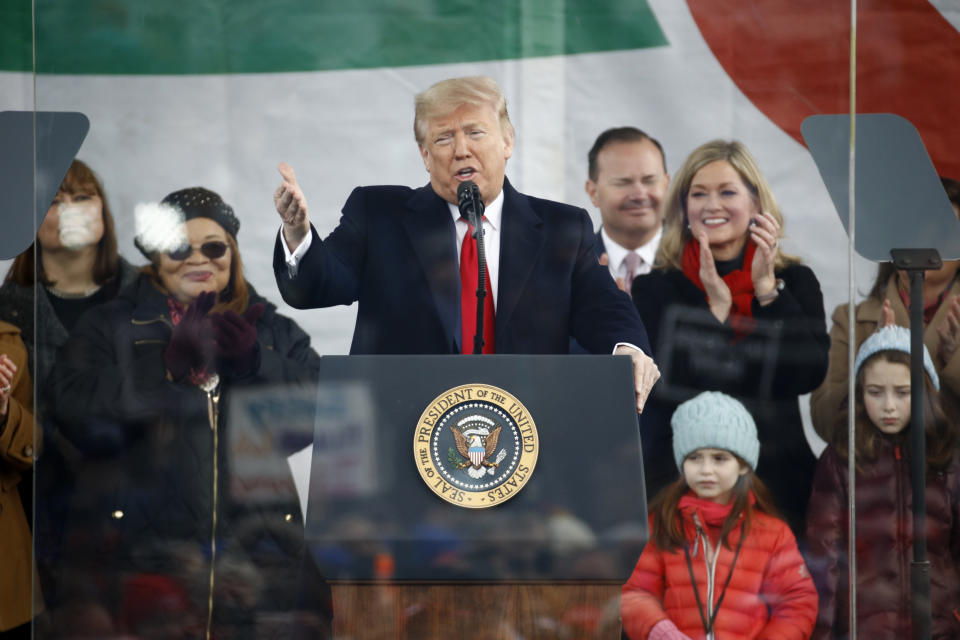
805;441;960;639
622;502;817;640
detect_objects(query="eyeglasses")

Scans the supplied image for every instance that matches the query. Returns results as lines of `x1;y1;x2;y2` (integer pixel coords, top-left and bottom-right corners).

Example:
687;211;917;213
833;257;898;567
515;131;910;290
166;241;229;261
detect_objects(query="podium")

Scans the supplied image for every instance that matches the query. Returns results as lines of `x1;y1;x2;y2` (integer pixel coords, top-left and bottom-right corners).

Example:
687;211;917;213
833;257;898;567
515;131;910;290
304;354;648;638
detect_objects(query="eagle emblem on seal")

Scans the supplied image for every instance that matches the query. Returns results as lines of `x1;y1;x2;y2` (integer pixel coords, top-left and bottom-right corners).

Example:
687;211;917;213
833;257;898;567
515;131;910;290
451;423;507;479
414;384;539;508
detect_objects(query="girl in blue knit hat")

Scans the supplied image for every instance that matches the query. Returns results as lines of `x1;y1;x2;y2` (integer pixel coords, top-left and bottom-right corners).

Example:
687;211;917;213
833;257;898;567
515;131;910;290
621;391;817;640
806;325;960;639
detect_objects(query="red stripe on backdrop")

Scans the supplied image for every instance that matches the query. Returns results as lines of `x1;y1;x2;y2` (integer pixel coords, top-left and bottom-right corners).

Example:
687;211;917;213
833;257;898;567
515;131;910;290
688;0;960;179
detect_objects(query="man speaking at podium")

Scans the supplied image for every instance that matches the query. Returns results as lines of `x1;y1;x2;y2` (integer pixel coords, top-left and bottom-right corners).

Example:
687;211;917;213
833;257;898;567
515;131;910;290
272;76;659;411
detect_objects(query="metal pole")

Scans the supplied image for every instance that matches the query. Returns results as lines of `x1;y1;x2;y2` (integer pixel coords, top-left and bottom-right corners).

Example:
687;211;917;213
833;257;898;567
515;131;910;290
909;269;931;640
846;1;858;636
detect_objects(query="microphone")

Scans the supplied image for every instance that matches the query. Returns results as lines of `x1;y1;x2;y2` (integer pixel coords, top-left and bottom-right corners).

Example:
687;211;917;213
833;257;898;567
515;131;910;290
457;180;485;225
455;180;488;354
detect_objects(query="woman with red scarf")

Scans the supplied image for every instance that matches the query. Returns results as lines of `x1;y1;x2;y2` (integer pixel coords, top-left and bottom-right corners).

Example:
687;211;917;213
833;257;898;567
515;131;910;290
631;140;829;538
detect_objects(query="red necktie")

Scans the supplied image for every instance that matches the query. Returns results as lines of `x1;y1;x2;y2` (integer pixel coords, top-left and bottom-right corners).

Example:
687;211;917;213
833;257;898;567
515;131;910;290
460;217;496;354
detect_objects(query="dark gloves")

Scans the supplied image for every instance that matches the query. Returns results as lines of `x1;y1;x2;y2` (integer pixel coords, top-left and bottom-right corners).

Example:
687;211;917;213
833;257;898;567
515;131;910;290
211;303;265;377
163;291;217;382
164;294;265;382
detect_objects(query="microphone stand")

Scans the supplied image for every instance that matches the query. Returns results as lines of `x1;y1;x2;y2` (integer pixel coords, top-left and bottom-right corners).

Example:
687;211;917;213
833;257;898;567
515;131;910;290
891;247;940;640
467;185;488;354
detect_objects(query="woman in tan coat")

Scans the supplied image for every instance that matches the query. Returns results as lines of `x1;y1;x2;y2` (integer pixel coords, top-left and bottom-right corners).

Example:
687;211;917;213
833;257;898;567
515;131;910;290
0;320;42;637
810;177;960;442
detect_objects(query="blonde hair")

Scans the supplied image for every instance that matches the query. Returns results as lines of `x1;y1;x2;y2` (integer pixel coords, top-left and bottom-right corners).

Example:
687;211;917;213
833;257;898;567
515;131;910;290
655;139;798;270
413;76;514;146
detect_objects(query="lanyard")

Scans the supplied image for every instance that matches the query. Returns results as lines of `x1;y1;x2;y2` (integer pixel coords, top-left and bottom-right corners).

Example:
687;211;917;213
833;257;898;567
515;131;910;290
683;524;745;636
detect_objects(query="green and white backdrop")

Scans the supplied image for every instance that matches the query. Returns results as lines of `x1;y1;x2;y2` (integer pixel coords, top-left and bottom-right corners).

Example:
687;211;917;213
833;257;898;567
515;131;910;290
3;0;960;454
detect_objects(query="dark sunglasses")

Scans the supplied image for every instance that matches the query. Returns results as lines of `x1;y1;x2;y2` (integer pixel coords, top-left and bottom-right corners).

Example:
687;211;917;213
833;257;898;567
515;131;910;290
166;241;229;261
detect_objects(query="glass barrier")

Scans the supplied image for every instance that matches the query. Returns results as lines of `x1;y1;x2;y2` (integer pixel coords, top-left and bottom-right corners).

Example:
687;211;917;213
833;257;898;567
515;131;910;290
2;0;956;638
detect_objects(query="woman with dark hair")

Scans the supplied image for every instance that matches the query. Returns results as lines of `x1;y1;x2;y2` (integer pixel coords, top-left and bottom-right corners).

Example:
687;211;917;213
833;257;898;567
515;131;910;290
50;187;331;638
810;176;960;443
0;159;137;387
0;160;138;621
631;140;829;537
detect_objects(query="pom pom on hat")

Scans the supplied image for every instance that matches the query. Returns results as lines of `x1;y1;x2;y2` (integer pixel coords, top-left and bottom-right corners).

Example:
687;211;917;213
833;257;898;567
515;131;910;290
854;325;939;390
672;391;760;471
133;201;187;256
134;187;239;259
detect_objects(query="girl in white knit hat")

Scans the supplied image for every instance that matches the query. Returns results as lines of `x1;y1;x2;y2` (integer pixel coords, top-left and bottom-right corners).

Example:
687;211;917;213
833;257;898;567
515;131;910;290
621;391;817;640
806;325;960;639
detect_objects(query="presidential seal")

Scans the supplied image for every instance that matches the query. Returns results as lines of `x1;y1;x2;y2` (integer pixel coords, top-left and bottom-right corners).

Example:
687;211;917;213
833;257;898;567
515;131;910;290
413;383;539;509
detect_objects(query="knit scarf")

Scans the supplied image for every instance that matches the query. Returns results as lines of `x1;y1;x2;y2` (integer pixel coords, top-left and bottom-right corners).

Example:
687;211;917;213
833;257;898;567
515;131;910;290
681;238;758;339
679;490;756;537
897;281;951;326
167;297;187;326
679;491;740;528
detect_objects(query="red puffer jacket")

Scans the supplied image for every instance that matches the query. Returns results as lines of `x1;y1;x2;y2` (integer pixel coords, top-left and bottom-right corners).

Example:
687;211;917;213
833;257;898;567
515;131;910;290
805;441;960;640
622;499;817;640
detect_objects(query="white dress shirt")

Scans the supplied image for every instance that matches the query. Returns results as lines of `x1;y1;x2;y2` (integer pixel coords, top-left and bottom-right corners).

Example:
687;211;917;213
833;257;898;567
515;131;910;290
450;190;503;307
600;226;661;284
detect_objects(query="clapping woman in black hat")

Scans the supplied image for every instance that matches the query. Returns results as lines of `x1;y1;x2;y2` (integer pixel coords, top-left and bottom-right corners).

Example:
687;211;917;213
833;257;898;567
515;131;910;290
51;187;331;638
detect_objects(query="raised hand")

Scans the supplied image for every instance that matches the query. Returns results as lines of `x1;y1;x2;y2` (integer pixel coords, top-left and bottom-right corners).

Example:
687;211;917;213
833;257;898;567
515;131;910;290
211;303;265;377
0;354;15;417
750;211;780;298
936;294;960;366
698;231;732;322
274;162;310;249
878;298;896;328
164;291;218;382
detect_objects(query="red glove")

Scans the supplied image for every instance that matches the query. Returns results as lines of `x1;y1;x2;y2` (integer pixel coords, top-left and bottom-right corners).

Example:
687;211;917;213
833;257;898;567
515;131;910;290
163;291;217;382
647;619;693;640
210;303;265;377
